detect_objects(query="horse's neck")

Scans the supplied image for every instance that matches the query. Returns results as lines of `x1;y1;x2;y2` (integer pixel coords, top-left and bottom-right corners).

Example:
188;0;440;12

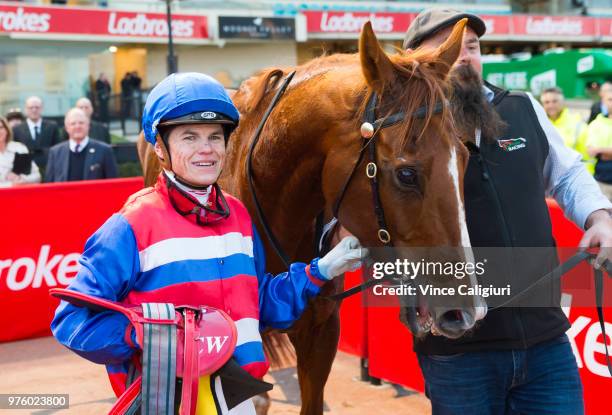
224;124;327;261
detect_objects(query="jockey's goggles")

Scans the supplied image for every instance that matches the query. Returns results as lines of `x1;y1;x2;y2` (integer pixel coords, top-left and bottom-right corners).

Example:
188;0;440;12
165;172;230;225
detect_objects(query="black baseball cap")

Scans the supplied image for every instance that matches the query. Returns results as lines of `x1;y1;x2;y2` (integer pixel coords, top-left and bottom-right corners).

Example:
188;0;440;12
403;9;486;50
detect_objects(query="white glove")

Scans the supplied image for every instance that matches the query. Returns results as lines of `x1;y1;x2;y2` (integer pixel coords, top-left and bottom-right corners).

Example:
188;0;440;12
318;236;367;280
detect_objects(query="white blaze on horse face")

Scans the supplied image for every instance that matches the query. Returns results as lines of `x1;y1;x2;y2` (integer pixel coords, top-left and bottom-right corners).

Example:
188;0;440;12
448;146;471;248
448;146;487;320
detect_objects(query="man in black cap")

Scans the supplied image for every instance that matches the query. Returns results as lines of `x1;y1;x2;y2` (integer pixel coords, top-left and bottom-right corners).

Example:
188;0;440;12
403;8;612;415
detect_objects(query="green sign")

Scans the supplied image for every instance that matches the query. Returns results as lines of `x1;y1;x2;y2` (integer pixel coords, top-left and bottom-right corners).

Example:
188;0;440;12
483;49;612;98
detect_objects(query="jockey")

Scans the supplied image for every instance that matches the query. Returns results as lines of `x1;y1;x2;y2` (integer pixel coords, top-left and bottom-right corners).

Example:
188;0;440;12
51;72;365;414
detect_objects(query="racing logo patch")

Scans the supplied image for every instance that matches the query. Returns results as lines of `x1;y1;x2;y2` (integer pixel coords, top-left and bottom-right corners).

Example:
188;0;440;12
200;111;217;120
497;137;526;152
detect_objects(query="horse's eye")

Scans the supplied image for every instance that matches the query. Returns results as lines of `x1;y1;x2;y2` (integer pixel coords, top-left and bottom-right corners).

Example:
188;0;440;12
396;167;418;188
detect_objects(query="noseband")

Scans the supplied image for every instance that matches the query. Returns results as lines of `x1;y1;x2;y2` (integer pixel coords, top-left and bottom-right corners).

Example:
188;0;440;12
246;71;444;268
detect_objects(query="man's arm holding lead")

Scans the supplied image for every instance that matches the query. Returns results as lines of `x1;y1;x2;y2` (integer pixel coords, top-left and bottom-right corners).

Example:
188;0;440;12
527;95;612;266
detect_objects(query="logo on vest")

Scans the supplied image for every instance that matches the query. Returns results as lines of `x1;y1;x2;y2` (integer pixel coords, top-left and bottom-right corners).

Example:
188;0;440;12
498;137;526;152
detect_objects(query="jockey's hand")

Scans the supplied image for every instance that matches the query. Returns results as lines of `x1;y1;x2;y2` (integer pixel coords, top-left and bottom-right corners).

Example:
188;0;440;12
318;236;367;280
580;209;612;270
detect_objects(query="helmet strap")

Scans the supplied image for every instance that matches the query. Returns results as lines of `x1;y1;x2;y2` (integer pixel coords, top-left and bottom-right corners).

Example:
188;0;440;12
155;135;172;171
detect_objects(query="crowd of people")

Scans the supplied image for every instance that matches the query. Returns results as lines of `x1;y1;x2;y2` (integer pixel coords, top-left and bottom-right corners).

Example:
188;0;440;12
0;95;118;187
540;82;612;200
91;71;143;124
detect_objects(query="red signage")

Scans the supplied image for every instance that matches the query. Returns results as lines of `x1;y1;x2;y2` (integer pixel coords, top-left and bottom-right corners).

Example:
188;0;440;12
305;11;413;34
0;178;143;342
599;17;612;38
480;14;511;36
305;10;612;42
0;4;208;41
513;15;597;37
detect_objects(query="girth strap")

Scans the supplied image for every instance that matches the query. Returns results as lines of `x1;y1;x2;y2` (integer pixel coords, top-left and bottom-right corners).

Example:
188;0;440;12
179;308;199;415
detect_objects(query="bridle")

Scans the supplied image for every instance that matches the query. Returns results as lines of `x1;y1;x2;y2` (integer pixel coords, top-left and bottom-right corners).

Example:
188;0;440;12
246;71;444;269
245;73;612;375
331;93;445;248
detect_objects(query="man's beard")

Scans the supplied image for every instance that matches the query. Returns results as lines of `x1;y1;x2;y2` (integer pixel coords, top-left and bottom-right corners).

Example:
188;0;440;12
449;64;506;143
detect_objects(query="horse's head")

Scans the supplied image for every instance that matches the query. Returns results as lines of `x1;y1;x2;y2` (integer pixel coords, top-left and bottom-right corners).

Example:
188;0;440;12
322;19;485;339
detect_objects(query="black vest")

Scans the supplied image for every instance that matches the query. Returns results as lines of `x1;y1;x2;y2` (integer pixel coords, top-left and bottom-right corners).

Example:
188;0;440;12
414;85;570;354
68;146;87;181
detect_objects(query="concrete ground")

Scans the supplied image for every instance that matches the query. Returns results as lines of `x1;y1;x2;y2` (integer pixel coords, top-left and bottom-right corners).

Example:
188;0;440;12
0;337;430;414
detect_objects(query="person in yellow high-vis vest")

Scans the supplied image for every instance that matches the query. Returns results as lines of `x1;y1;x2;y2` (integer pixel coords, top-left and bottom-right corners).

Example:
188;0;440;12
586;87;612;200
540;87;594;174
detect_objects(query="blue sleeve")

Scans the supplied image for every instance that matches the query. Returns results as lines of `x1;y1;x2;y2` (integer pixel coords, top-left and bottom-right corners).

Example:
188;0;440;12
252;225;326;330
51;214;141;365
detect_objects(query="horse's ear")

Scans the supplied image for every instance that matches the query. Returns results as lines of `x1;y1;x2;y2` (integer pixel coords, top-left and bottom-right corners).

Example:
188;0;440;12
434;18;467;77
359;21;395;93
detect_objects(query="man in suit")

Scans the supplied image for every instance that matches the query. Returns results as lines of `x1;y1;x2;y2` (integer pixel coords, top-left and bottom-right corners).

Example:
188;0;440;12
45;108;118;183
59;97;111;144
12;96;61;169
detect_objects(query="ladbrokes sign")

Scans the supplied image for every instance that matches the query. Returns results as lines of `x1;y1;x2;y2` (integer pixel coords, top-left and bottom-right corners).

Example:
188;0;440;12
0;245;80;292
0;177;143;342
306;11;413;34
304;10;612;41
0;4;208;41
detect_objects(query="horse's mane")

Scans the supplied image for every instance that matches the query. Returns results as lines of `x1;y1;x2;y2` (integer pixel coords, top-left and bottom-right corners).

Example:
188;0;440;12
235;48;453;151
236;68;284;113
359;48;454;150
234;53;357;114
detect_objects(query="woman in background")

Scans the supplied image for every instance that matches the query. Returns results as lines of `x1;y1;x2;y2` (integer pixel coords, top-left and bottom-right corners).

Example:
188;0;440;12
0;116;41;187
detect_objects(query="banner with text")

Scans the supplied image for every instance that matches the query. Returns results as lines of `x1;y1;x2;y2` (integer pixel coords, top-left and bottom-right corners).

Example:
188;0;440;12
304;11;612;42
0;178;143;342
0;4;208;41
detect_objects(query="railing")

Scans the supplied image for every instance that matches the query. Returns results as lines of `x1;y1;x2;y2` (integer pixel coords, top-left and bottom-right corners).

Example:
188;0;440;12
91;88;149;137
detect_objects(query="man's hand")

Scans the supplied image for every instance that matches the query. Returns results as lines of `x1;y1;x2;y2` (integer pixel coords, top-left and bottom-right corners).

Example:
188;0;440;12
579;209;612;270
318;236;368;280
587;146;600;158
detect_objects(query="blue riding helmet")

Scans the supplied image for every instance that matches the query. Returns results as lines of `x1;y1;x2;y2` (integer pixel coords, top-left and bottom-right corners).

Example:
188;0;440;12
142;72;240;145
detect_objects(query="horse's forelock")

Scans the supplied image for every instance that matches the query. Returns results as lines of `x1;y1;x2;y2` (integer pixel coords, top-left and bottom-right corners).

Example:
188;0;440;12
380;52;454;151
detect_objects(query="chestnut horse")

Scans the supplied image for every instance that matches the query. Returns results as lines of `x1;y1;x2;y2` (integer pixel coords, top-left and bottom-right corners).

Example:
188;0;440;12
137;20;485;415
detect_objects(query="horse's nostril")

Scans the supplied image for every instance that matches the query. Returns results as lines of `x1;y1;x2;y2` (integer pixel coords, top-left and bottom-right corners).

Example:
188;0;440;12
442;309;464;324
435;309;475;338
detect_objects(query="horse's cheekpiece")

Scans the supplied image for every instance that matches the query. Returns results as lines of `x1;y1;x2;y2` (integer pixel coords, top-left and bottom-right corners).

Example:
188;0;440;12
50;288;272;415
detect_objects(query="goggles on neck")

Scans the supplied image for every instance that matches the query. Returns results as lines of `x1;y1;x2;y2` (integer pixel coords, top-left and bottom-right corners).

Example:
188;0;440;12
164;171;230;225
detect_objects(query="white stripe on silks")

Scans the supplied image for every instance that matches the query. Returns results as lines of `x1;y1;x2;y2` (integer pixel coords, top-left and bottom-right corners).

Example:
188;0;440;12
139;233;254;272
214;376;256;415
235;318;262;347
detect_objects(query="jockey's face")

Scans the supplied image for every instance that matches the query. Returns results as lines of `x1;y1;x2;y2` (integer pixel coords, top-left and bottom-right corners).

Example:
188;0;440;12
157;123;226;187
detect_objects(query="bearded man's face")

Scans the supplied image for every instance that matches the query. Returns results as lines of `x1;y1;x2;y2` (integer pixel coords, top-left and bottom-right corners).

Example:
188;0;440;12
448;64;506;143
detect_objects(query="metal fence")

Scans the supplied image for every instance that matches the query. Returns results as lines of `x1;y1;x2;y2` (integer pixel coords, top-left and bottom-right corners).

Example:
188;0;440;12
92;89;150;138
